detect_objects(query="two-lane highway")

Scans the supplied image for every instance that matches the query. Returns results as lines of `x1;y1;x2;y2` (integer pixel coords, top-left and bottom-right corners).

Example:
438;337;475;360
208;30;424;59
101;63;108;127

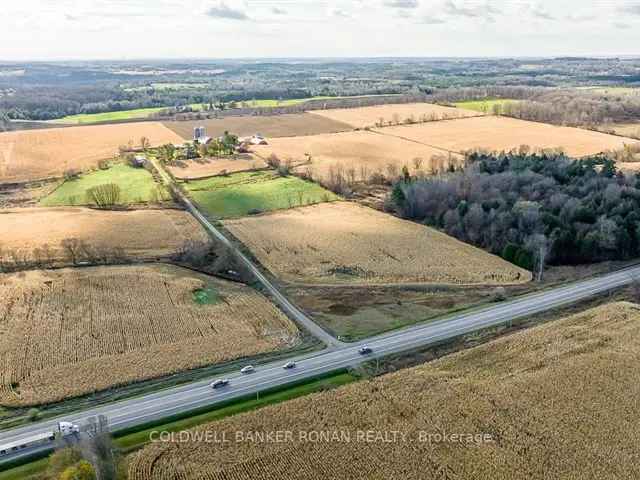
2;263;639;464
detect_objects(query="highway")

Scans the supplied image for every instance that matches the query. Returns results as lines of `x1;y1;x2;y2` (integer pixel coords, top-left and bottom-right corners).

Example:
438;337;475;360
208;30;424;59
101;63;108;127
2;262;639;463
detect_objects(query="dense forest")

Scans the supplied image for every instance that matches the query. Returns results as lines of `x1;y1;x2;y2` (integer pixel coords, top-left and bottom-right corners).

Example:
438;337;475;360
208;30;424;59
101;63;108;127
392;152;640;276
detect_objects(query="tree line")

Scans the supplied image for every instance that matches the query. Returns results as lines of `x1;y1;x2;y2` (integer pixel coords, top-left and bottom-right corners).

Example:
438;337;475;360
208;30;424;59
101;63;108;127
391;150;640;278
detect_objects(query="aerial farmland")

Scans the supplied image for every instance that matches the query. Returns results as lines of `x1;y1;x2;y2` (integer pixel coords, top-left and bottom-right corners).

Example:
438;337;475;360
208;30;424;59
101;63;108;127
0;265;299;406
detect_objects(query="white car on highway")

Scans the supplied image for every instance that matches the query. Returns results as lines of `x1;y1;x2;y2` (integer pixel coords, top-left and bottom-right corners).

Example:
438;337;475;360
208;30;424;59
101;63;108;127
240;365;255;374
210;379;230;389
282;361;296;370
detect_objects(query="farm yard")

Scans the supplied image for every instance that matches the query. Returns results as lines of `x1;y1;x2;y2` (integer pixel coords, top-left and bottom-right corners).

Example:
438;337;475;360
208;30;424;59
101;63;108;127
39;163;169;206
223;202;530;285
308;102;481;129
168;155;267;180
0;207;208;264
129;301;640;480
184;171;339;218
0;264;299;406
163;113;352;141
0;122;184;183
252;130;463;185
375;115;639;157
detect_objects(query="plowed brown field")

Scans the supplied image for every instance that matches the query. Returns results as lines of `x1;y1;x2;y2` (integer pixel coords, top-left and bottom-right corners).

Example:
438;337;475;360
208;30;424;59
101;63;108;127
223;202;530;285
129;301;640;480
163;113;352;141
0;122;183;183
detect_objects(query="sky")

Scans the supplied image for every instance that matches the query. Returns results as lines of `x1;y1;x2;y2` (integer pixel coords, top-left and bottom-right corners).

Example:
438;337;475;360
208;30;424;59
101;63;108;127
1;0;639;60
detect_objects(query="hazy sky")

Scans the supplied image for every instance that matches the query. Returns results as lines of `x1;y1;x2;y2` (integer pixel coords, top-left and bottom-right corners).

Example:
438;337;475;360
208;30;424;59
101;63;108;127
1;0;639;60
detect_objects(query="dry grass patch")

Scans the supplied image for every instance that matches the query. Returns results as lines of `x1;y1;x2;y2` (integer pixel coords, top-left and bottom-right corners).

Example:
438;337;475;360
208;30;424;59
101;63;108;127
129;301;640;480
224;202;530;285
377;115;640;157
163;113;352;141
309;102;481;129
0;264;299;406
167;155;267;180
0;207;208;262
598;123;640;139
0;122;183;183
252;131;462;184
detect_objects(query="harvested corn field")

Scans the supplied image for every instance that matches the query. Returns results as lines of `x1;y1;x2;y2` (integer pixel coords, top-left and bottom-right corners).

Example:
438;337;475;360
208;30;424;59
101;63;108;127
0;207;208;263
167;155;267;180
376;115;639;157
0;122;184;183
224;202;530;285
309;102;481;129
129;301;640;480
252;131;462;184
0;264;299;406
163;113;352;141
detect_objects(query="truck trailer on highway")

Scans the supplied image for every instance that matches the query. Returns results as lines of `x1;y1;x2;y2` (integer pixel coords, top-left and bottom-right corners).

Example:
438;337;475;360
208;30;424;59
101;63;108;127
0;422;79;457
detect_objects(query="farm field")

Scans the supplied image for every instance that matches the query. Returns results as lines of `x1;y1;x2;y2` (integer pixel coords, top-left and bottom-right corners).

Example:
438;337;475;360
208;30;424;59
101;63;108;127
252;130;462;183
376;115;640;157
163;113;352;141
0;264;299;406
223;202;530;285
184;171;339;218
0;207;208;262
598;123;640;139
129;301;640;480
39;163;168;206
167;155;267;180
0;122;184;183
308;102;481;128
50;107;170;124
453;98;520;113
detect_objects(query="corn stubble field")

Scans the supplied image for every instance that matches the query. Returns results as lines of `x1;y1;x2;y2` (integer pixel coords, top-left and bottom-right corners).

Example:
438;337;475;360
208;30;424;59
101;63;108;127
0;208;209;263
309;102;482;128
252;130;462;184
224;202;530;285
0;122;184;183
376;115;639;157
0;265;299;406
129;301;640;479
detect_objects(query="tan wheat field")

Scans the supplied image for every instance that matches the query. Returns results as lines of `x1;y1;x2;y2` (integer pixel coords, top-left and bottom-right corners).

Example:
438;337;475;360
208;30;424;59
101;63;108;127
0;207;209;262
129;301;640;480
376;115;640;158
223;202;530;285
252;130;462;184
0;122;184;183
0;264;299;406
309;102;481;129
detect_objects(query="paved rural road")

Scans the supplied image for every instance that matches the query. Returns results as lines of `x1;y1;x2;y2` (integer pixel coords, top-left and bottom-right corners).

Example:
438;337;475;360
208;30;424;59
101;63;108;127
2;263;640;463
